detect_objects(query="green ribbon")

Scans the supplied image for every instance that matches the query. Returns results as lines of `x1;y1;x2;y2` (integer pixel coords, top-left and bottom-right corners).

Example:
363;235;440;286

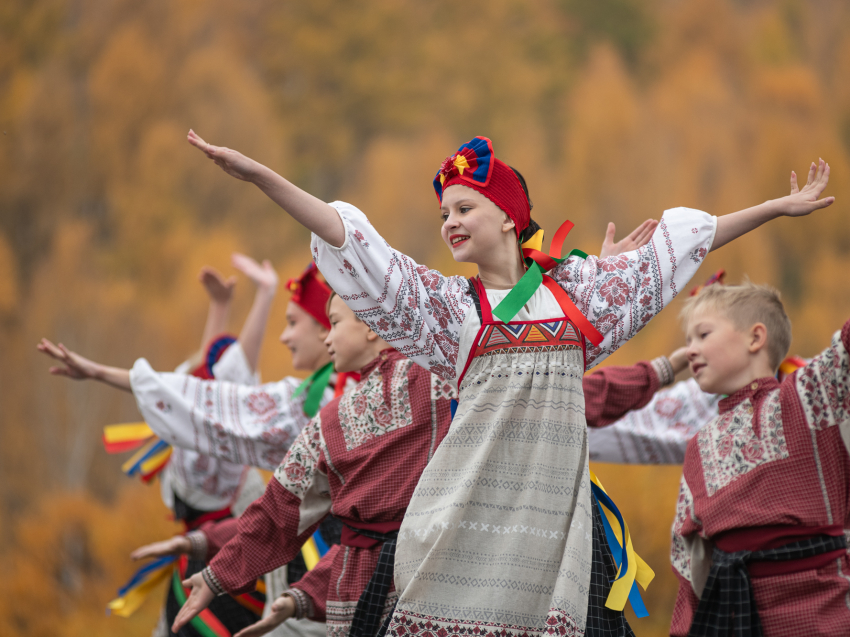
171;570;223;637
292;361;335;419
492;249;588;323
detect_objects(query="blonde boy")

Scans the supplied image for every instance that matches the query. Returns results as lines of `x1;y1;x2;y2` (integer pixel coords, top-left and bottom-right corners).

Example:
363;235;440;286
671;282;850;636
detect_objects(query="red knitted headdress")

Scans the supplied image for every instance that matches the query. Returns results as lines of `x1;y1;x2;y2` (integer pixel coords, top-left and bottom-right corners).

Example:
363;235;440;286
286;263;331;330
433;137;531;238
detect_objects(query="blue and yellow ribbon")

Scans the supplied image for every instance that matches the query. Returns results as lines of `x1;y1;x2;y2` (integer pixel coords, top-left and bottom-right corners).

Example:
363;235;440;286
121;436;173;482
104;422;172;483
301;528;331;570
107;555;176;617
589;469;655;617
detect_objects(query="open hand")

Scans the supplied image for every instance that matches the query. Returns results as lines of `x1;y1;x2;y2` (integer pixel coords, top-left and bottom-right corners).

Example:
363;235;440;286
780;158;834;217
599;219;658;259
668;347;689;376
199;267;237;304
172;572;215;633
187;130;259;182
37;338;101;380
233;595;296;637
232;253;278;292
130;535;191;562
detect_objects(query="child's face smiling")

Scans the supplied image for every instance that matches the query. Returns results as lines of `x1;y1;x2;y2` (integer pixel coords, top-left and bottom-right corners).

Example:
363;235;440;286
324;296;376;373
279;301;330;371
685;305;755;395
440;185;516;264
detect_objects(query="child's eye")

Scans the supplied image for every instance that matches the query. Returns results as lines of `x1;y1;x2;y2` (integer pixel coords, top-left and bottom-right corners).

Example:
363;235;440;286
440;213;448;222
460;206;471;214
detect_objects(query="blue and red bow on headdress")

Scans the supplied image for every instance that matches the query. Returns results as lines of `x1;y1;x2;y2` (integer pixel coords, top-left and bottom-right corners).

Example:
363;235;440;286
433;137;495;202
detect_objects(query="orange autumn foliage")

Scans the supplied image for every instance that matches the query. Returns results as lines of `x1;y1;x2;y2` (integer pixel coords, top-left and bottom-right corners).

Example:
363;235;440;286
2;1;850;635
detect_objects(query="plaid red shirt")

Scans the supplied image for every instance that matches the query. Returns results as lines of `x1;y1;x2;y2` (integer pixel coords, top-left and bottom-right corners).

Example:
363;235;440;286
671;318;850;636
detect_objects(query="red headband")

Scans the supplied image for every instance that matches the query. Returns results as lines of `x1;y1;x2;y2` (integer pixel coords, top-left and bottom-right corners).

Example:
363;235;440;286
434;137;531;238
286;263;331;330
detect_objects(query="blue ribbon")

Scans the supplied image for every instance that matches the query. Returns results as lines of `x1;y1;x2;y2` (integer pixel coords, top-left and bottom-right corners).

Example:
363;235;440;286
590;483;649;618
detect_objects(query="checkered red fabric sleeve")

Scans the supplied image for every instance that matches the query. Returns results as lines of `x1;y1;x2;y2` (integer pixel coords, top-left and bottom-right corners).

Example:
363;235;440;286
197;517;239;560
289;544;340;621
206;478;324;595
582;359;663;428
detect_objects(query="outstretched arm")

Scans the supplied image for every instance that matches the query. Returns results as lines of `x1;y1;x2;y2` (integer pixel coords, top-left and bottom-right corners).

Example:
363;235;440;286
231;253;279;373
37;338;131;391
711;159;834;251
583;348;688;428
198;266;236;352
187;130;346;247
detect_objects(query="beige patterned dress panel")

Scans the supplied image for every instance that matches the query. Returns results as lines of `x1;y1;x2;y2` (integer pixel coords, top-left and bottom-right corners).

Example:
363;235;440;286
395;339;593;632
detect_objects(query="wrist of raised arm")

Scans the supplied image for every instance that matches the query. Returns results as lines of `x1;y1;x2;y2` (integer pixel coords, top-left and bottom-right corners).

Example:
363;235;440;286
650;356;675;387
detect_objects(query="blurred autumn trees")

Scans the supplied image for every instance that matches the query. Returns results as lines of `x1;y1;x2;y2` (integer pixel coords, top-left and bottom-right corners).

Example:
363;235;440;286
2;0;850;634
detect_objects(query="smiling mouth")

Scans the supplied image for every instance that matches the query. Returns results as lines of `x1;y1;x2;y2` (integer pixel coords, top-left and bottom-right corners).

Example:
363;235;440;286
450;235;470;248
692;363;706;375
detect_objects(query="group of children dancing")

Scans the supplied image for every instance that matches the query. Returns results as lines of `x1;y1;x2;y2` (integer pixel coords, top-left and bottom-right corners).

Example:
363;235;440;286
38;130;847;637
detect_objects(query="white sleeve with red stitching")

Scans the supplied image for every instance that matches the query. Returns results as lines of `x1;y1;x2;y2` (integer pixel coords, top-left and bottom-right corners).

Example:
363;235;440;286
311;201;473;380
129;360;332;470
550;207;716;369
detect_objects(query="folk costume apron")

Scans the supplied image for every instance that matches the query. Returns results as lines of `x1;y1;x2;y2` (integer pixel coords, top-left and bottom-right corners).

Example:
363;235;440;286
390;275;634;637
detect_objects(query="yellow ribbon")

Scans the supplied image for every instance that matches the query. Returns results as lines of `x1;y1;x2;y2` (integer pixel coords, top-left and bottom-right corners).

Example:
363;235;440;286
103;422;154;444
106;563;172;617
589;469;655;611
300;536;321;570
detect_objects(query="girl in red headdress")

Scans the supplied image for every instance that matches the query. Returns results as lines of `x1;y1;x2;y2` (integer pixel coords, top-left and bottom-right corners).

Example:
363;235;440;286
182;130;833;637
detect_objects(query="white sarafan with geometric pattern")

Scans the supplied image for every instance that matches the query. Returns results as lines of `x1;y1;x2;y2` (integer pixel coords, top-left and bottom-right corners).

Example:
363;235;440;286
312;201;716;637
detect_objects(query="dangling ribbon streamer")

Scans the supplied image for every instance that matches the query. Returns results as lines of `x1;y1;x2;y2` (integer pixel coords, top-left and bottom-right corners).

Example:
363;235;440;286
492;221;603;346
103;422;155;453
589;469;654;617
300;528;332;570
104;422;172;482
292;361;335;419
107;555;176;617
122;437;172;480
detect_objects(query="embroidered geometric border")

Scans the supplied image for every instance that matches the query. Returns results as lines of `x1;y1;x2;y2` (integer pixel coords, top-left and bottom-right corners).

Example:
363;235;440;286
474;320;581;359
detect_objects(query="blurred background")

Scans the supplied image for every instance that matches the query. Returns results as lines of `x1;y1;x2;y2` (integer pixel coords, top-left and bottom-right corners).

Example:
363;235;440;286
2;0;850;634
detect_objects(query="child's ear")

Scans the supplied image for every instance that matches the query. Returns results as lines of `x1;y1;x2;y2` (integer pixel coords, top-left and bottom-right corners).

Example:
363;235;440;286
748;323;768;354
502;213;516;234
365;328;379;342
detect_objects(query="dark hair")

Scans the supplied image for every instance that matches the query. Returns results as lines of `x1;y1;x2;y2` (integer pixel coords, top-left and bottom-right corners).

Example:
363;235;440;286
325;289;361;323
509;166;539;244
